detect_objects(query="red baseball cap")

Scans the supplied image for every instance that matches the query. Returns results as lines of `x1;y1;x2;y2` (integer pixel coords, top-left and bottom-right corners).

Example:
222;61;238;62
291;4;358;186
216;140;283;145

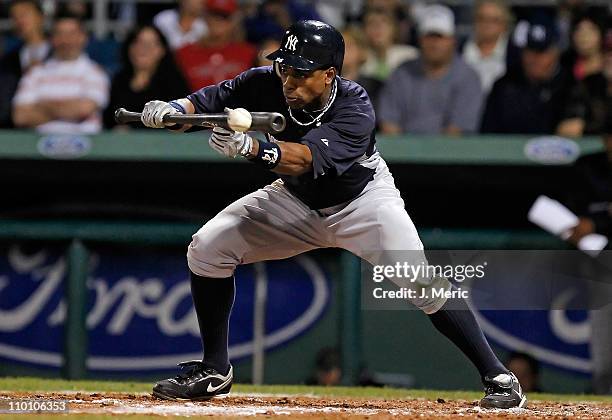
206;0;237;16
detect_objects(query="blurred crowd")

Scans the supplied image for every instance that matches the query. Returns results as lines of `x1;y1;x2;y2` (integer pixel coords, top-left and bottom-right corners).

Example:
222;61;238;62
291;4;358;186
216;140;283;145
0;0;610;137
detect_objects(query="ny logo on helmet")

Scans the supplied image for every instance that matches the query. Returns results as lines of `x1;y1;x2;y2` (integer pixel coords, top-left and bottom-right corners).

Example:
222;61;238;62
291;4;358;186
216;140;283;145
285;35;298;51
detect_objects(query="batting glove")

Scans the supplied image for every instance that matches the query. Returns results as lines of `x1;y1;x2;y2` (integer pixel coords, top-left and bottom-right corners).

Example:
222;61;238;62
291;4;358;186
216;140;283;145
141;100;181;128
209;127;254;158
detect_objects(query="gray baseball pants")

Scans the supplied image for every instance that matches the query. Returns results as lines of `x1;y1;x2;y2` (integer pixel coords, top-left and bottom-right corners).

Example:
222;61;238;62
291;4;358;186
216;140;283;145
187;156;450;314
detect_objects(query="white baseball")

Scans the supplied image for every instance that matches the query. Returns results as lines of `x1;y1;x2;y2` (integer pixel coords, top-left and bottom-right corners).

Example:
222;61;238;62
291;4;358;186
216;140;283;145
227;107;252;132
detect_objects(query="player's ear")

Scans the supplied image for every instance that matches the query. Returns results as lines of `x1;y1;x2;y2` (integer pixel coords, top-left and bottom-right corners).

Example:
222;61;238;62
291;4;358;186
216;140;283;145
324;67;336;85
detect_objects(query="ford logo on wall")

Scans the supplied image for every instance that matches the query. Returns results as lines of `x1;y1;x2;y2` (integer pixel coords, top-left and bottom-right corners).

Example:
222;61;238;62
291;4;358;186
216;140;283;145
0;245;330;372
524;136;580;165
37;135;92;159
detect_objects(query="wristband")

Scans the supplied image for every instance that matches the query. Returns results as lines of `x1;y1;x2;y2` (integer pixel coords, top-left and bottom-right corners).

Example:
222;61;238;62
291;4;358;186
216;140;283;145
167;100;186;130
251;140;281;169
169;100;186;114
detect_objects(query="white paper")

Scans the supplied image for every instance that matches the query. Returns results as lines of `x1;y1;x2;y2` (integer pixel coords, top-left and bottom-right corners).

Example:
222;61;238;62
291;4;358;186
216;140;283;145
528;195;579;236
578;234;608;257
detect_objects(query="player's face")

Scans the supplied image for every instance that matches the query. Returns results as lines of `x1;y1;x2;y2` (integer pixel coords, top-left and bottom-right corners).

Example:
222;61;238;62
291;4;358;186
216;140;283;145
279;64;335;109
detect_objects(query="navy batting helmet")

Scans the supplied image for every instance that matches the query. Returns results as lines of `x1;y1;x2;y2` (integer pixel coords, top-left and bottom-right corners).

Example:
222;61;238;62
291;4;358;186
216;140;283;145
266;20;345;73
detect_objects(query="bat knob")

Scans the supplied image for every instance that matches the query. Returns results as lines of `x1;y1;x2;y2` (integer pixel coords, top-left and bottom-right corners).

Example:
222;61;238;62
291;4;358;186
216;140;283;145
270;114;286;133
114;108;126;123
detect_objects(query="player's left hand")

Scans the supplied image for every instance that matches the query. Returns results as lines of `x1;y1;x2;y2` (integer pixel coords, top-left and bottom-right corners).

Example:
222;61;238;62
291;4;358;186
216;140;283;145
209;127;254;158
141;100;180;128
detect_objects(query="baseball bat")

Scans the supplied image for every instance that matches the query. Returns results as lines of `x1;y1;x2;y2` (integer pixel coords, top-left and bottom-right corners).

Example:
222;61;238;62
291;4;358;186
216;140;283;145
114;108;286;134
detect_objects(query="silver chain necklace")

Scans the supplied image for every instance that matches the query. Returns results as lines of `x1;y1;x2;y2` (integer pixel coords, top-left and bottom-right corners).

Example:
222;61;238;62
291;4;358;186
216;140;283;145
288;79;337;127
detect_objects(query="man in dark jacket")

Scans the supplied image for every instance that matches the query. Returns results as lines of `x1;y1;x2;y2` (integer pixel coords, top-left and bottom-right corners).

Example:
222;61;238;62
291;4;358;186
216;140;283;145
481;19;573;134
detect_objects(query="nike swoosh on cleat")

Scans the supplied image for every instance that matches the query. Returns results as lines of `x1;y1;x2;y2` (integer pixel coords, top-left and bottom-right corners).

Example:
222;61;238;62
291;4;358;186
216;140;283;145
206;372;232;393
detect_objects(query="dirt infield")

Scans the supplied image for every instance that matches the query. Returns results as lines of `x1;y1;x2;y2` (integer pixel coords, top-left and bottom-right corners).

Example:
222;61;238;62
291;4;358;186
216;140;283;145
2;391;612;419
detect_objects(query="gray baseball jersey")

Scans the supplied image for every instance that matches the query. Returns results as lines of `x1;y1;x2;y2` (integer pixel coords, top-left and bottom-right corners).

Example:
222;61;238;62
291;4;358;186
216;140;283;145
186;66;451;313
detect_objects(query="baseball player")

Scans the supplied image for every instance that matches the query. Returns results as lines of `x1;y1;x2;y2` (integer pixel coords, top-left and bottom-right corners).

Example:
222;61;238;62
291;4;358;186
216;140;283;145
141;20;526;409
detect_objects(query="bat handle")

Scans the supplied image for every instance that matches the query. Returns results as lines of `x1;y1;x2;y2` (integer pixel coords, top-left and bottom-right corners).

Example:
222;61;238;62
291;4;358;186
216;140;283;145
114;107;184;125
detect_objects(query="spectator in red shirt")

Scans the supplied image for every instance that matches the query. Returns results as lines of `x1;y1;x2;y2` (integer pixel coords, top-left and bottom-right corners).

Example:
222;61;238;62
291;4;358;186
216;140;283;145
175;0;256;91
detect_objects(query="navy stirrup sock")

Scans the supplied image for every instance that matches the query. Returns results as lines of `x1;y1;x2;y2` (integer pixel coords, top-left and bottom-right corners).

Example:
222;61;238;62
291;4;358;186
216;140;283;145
190;270;235;374
428;294;509;381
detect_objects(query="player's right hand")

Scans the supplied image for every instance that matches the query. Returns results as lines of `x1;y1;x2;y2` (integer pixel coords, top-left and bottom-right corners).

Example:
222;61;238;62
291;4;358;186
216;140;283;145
141;100;179;128
209;126;253;158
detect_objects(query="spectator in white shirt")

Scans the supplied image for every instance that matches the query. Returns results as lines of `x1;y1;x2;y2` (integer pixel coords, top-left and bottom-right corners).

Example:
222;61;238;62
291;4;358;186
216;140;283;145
462;0;512;94
153;0;208;50
12;12;109;134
